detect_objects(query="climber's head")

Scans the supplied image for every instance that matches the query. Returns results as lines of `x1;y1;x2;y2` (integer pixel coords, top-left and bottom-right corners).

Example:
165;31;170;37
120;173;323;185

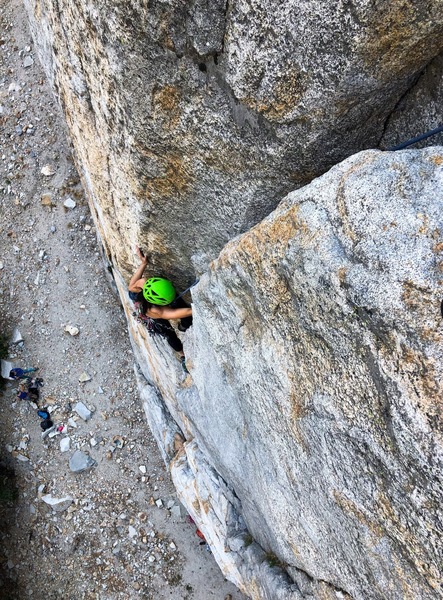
143;277;176;305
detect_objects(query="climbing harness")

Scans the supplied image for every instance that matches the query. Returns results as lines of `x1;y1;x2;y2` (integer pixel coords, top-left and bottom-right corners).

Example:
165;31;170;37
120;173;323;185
132;298;176;339
387;124;443;151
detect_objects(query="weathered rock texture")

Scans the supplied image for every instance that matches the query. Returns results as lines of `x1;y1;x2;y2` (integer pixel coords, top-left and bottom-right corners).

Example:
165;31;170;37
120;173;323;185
114;148;442;600
25;0;443;285
380;53;443;149
185;148;443;599
23;1;443;598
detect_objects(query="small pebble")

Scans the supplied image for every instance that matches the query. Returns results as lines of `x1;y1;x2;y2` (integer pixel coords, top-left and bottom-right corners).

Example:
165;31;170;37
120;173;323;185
128;525;137;538
63;197;76;209
65;325;79;336
41;164;55;176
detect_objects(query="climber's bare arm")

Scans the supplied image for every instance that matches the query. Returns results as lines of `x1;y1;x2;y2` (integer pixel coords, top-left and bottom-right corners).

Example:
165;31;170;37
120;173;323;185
128;246;148;292
148;305;192;320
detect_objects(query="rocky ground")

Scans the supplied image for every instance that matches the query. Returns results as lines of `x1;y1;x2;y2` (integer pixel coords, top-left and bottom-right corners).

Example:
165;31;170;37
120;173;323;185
0;1;244;599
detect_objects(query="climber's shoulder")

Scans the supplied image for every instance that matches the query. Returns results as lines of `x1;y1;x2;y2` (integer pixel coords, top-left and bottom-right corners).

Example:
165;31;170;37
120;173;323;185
128;278;146;293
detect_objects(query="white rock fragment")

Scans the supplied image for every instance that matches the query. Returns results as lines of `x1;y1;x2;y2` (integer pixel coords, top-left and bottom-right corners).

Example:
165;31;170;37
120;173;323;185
155;499;163;508
74;402;92;421
60;437;71;452
11;328;23;344
169;542;176;550
139;465;147;474
67;417;78;428
64;325;79;336
63;197;76;209
41;424;56;439
1;360;15;380
78;372;91;383
148;555;155;563
23;56;34;68
41;494;73;512
41;164;55;176
128;525;137;538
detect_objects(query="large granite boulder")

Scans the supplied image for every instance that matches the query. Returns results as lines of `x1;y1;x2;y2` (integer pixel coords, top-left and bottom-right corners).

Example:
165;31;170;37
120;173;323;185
104;147;442;599
25;0;443;286
184;148;443;599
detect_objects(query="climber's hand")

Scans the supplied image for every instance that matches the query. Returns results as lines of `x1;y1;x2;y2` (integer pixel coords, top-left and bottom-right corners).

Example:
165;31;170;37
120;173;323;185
135;245;148;262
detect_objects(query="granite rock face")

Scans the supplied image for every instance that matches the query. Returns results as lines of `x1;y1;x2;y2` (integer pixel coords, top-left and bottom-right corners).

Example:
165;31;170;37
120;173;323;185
23;1;443;597
105;148;442;599
186;148;443;599
24;0;443;285
380;53;443;149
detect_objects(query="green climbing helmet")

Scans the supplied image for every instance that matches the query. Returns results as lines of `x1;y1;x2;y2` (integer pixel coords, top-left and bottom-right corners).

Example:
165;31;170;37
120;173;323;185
143;277;176;305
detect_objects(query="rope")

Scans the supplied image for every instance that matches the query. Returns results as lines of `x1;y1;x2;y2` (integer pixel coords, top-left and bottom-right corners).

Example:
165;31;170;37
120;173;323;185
175;278;200;302
387;124;443;151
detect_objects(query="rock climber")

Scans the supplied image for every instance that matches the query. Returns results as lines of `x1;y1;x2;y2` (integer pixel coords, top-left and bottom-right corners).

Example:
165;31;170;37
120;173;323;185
128;246;192;371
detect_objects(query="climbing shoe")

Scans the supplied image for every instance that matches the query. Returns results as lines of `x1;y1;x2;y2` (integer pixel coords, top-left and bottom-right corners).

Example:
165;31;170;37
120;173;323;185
181;357;189;374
